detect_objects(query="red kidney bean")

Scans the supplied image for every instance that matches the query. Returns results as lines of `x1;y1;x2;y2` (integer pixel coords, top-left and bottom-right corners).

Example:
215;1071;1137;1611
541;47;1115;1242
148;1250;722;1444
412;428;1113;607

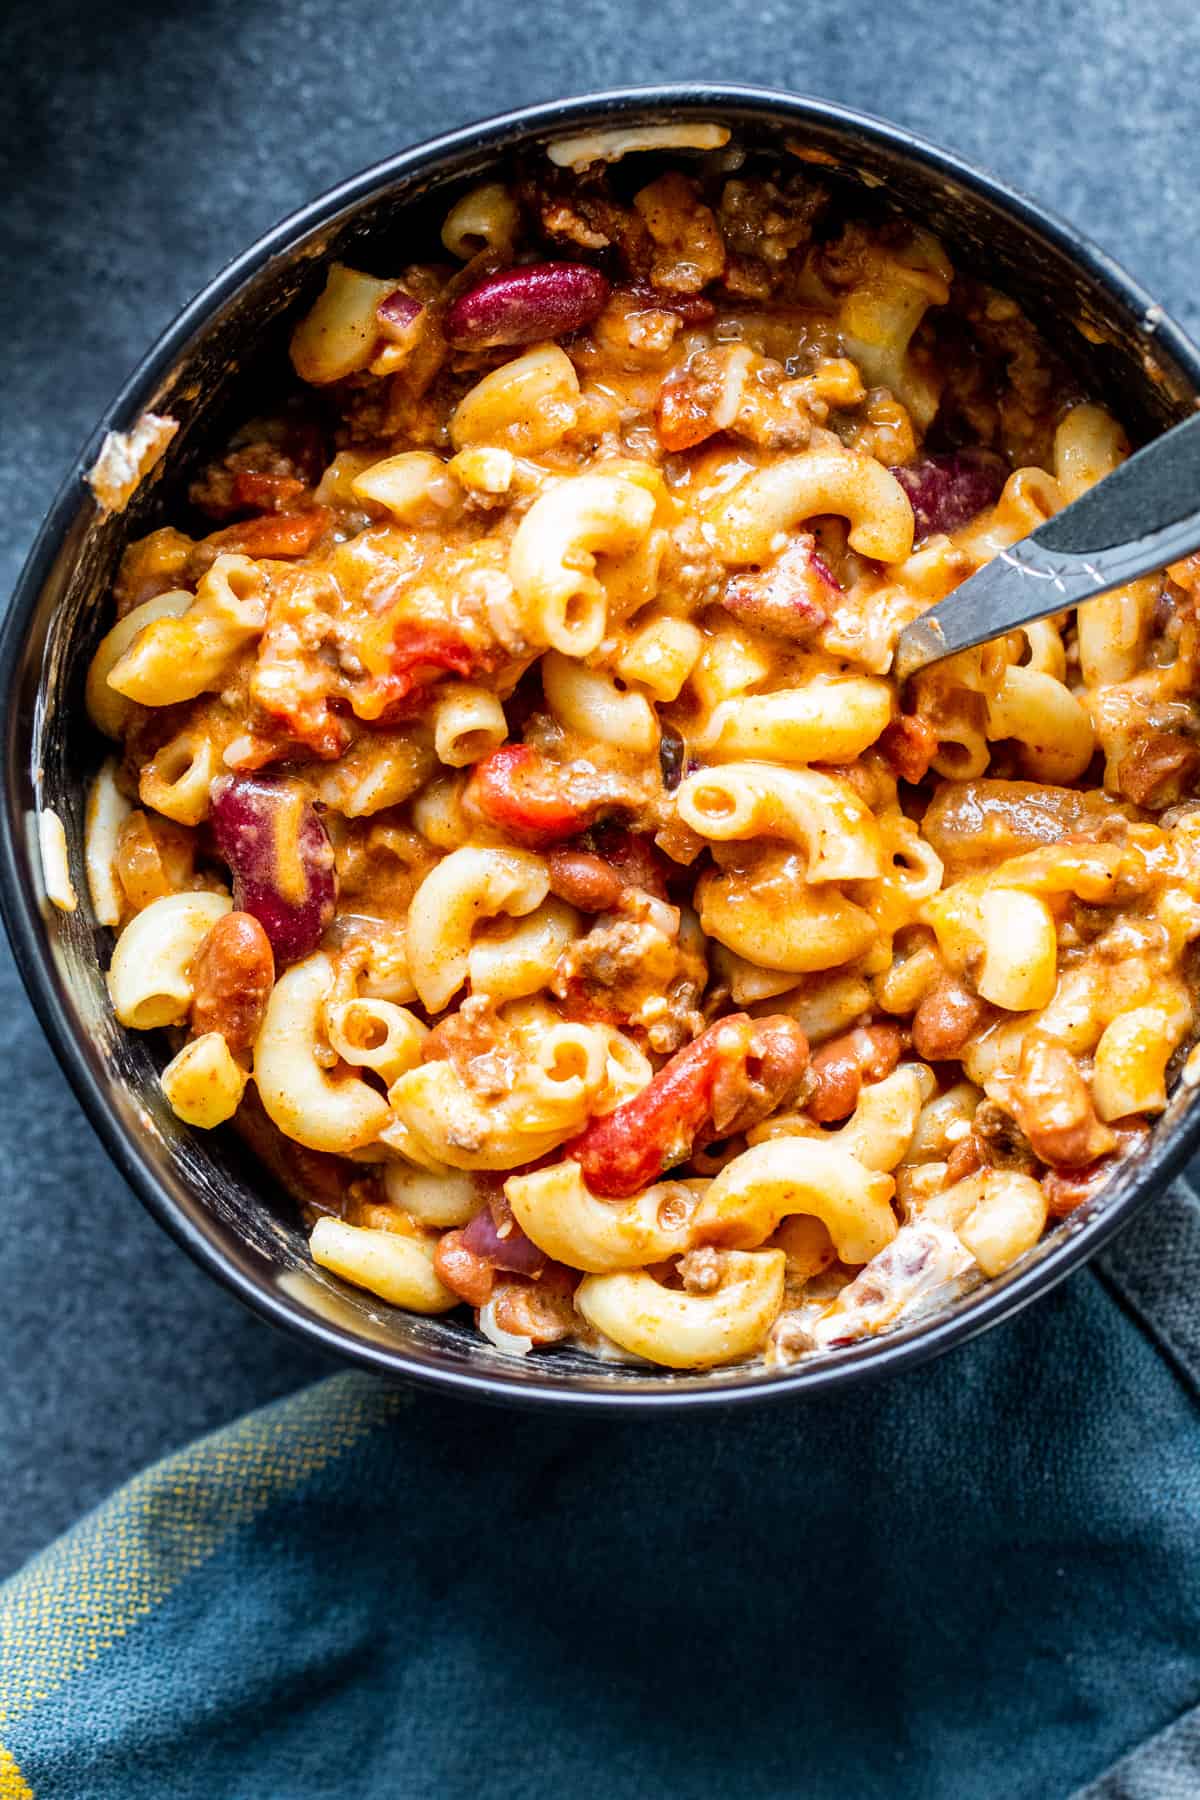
889;450;1006;542
461;1193;546;1277
377;289;424;340
444;262;610;349
210;774;337;965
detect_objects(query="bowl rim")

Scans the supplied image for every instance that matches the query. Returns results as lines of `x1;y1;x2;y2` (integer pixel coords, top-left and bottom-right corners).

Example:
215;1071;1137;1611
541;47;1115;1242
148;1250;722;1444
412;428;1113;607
5;81;1200;1410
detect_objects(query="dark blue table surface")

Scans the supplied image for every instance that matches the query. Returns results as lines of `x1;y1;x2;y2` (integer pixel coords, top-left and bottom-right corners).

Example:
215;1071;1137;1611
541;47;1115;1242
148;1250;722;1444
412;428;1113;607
3;0;1200;1581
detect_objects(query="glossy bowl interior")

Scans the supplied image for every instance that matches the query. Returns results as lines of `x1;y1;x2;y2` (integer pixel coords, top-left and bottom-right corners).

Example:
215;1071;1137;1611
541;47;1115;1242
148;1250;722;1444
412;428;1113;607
5;84;1200;1409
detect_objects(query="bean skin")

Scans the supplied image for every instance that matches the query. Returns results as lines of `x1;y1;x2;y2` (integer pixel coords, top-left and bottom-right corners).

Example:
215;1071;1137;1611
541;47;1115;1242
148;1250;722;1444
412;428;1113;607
444;262;610;349
912;978;990;1063
189;911;275;1052
807;1024;902;1124
546;850;625;913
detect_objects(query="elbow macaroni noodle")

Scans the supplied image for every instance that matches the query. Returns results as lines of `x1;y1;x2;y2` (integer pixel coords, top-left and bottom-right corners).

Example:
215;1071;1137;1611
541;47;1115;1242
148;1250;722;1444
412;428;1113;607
84;143;1200;1371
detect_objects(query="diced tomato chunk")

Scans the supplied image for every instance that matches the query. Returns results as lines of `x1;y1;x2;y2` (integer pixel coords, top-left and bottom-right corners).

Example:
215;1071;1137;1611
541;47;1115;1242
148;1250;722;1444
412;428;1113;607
392;624;479;684
656;372;718;453
206;509;331;558
568;1012;811;1196
568;1016;748;1197
230;470;308;512
879;715;939;785
466;744;596;847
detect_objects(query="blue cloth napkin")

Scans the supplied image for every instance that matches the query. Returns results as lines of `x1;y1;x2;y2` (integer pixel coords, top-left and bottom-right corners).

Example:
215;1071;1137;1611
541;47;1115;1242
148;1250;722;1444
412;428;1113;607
4;1183;1200;1800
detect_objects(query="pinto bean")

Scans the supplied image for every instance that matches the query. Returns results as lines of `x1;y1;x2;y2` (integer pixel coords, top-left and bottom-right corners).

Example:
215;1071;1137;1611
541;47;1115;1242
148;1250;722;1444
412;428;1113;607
943;1132;985;1184
709;1016;812;1137
434;1230;494;1308
1042;1123;1150;1215
490;1265;579;1344
189;911;275;1052
546;850;625;913
912;977;990;1063
1010;1034;1116;1168
807;1023;902;1124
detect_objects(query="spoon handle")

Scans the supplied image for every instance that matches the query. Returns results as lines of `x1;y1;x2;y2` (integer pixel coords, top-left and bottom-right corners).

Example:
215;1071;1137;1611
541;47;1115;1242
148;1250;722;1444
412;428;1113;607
893;409;1200;680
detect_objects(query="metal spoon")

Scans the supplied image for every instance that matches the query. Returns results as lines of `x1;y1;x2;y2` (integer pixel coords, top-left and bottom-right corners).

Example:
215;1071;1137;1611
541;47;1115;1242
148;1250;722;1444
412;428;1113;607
892;409;1200;681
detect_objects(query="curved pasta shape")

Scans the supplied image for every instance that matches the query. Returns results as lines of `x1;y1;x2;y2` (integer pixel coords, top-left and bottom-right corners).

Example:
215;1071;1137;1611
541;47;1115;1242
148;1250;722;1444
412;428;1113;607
985;667;1094;784
86;588;194;738
759;976;873;1047
541;650;659;753
575;1252;786;1369
350;451;462;526
696;678;892;765
387;1059;580;1172
84;758;132;928
290;264;397;386
431;683;508;767
254;953;392;1154
506;1163;706;1272
1092;1002;1191;1121
467;897;579;1003
508;473;656;656
689;627;772;712
973;888;1058;1012
590;1026;655;1113
615;615;703;703
675;763;883;882
835;1064;938;1171
957;468;1062;567
441;182;519;259
707;452;915;566
383;1163;481;1227
107;554;267;707
450;344;581;455
107;890;232;1030
924;880;1058;1014
1053;402;1125;503
695;1138;897;1263
517;1020;610;1121
160;1031;248;1128
906;1081;981;1164
698;864;877;974
837;234;951;428
323;998;427;1084
309;1217;458;1313
138;729;220;827
405;846;550;1013
1077;579;1155;690
918;1169;1047;1278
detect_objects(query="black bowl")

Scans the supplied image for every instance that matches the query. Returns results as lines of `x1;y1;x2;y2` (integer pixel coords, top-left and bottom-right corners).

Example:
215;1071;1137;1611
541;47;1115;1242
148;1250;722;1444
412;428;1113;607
4;84;1199;1409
